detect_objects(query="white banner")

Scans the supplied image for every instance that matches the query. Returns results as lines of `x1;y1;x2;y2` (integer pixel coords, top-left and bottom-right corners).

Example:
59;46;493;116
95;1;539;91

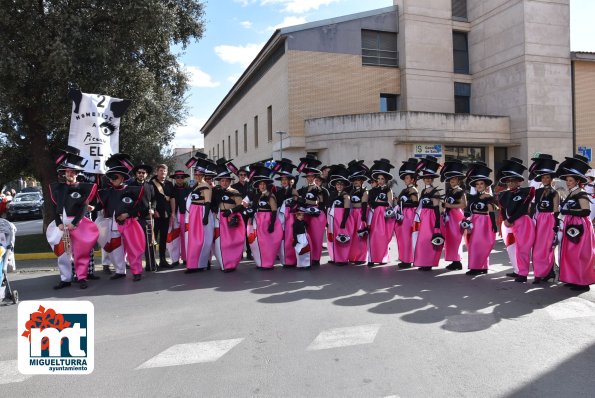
67;89;131;174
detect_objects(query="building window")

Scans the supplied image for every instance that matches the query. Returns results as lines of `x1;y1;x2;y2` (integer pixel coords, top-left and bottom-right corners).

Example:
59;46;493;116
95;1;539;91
217;144;220;159
243;124;248;153
445;146;485;163
380;94;398;112
208;149;211;158
454;82;471;114
453;31;469;74
267;106;273;142
222;139;225;158
452;0;467;20
362;30;398;67
235;130;239;156
254;116;259;148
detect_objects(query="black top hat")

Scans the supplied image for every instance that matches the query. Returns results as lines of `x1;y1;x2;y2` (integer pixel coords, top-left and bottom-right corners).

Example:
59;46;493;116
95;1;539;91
274;158;296;177
371;158;395;181
202;160;217;177
328;164;351;188
556;154;591;183
398;158;419;180
529;153;559;182
498;157;527;183
466;161;493;187
105;153;134;178
347;160;369;181
169;170;190;179
440;159;465;182
212;158;233;180
185;151;208;169
131;162;153;176
417;155;441;179
297;154;322;175
55;145;86;172
250;163;274;188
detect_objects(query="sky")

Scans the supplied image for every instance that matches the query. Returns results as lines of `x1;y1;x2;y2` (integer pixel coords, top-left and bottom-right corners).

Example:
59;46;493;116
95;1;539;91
170;0;595;150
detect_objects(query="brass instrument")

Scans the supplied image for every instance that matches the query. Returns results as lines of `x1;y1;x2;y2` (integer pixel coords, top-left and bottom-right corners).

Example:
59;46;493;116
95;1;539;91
147;212;157;246
62;226;73;257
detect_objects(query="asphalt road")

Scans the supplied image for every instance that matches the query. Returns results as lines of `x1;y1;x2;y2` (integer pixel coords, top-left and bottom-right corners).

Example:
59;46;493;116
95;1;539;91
1;241;594;397
12;219;43;236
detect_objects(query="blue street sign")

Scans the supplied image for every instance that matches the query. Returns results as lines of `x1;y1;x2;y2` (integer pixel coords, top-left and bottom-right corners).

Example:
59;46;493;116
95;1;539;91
578;146;592;162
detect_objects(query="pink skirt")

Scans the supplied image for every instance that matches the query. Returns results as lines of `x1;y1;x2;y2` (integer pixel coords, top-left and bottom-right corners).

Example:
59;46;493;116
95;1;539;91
328;208;354;263
413;208;442;267
249;212;283;268
559;215;595;286
305;211;326;261
466;214;495;270
117;218;145;275
70;217;100;280
394;207;417;263
368;206;395;263
532;212;556;277
279;206;297;266
185;205;214;269
512;215;535;276
348;208;368;262
443;208;464;261
213;211;246;271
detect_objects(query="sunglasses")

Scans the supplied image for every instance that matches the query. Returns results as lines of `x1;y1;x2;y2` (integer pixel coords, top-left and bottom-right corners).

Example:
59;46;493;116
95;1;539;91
107;174;121;181
174;176;185;180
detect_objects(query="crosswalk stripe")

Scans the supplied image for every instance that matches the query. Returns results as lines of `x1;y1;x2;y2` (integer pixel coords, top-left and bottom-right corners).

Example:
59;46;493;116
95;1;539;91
0;360;32;385
136;338;244;369
545;297;595;320
307;324;381;351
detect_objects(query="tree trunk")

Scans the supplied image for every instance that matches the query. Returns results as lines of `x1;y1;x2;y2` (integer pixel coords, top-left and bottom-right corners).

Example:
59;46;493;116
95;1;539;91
24;109;56;234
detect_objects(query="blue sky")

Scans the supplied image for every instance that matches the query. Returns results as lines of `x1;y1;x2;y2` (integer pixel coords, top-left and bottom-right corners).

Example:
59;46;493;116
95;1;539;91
171;0;595;150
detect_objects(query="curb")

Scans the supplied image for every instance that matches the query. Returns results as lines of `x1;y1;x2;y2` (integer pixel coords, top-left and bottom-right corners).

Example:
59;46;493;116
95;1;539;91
15;250;102;261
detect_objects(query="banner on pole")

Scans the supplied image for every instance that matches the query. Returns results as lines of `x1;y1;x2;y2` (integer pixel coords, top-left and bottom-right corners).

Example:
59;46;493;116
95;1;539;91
67;89;131;174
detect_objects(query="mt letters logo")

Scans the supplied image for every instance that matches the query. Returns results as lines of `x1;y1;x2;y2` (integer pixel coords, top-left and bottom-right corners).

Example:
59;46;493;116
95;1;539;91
18;301;94;374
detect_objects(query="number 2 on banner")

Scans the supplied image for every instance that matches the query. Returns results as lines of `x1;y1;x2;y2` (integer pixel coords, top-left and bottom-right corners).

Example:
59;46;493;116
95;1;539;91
97;95;106;108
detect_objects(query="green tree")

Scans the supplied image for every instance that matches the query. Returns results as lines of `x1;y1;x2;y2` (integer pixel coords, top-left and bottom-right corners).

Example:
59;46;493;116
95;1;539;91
0;0;205;226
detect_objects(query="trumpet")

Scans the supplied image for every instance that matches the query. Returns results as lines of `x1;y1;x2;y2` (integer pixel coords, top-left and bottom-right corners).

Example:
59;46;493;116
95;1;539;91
147;212;157;246
62;226;73;257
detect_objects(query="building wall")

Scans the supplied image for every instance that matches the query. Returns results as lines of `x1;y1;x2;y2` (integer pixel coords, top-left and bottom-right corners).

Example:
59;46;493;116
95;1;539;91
287;50;400;140
574;60;595;153
204;56;289;166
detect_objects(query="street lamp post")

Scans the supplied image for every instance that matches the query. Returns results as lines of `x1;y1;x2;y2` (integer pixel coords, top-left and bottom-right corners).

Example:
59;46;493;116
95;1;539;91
275;131;287;160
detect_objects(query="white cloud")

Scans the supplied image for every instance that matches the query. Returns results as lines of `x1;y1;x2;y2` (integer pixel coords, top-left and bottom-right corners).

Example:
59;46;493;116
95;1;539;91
240;20;253;29
260;0;341;13
184;65;220;88
214;42;266;68
267;16;307;31
227;73;243;83
171;116;206;149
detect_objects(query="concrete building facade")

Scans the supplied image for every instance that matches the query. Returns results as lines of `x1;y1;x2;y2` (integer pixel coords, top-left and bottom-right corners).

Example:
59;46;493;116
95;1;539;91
573;52;595;158
202;0;574;172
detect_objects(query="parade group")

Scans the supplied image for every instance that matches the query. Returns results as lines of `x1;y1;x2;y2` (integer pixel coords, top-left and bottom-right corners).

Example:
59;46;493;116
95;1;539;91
47;146;595;292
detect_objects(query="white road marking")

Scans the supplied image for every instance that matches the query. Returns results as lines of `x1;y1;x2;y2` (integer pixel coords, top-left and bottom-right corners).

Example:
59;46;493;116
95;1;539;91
0;360;32;384
136;338;244;369
545;297;595;320
307;324;381;351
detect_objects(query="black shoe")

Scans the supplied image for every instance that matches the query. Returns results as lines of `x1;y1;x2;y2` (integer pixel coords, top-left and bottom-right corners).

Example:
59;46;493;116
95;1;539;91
246;254;254;260
367;262;376;267
543;269;556;283
445;261;463;270
506;272;519;278
418;266;433;272
170;261;180;268
352;261;366;265
79;280;88;289
184;268;199;274
398;262;412;269
515;276;528;283
222;269;236;273
466;269;488;276
570;285;590;292
54;281;72;290
311;260;320;267
532;277;543;285
103;265;112;274
110;273;126;280
133;274;142;282
87;274;100;280
159;260;173;269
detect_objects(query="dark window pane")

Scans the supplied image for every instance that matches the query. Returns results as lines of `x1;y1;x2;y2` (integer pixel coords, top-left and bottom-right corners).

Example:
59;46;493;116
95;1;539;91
454;82;471;97
453;32;469;74
452;0;467;19
455;96;470;114
362;30;398;67
380;94;397;112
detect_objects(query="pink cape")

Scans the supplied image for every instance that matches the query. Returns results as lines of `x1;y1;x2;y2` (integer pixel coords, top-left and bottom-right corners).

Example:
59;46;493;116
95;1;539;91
248;212;283;268
348;208;368;262
368;206;395;263
305;212;327;261
442;208;464;262
466;214;495;270
213;211;245;271
559;215;595;286
413;208;442;267
327;207;354;263
117;218;145;275
532;212;556;277
394;207;417;263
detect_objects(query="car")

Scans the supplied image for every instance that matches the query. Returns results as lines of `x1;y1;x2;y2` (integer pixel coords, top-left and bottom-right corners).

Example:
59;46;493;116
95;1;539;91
7;192;44;221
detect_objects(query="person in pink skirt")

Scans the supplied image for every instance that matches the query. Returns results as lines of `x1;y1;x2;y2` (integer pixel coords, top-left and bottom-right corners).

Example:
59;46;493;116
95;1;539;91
556;154;595;292
413;155;444;271
367;158;396;266
326;164;353;266
247;163;283;270
346;160;369;265
463;162;498;275
441;159;467;271
496;157;536;283
274;158;299;267
528;154;560;284
394;158;419;269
